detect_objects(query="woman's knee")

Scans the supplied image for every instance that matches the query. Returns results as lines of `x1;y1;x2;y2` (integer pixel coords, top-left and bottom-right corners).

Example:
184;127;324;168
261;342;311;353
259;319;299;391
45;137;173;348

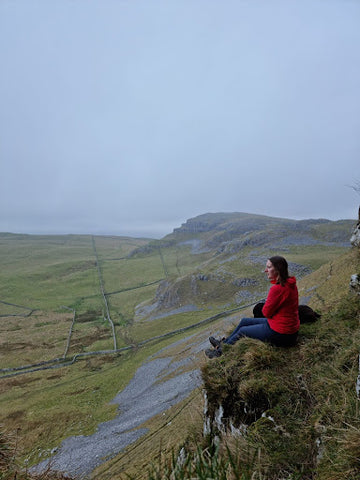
239;317;260;327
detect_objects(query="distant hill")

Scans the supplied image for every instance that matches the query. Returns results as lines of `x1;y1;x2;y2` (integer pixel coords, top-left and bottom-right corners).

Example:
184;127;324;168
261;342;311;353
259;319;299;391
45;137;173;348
165;212;353;250
131;212;355;319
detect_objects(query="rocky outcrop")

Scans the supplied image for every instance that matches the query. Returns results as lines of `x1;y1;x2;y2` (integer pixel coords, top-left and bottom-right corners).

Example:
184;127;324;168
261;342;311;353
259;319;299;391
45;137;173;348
142;272;260;318
350;274;360;295
349;208;360;294
350;207;360;247
169;212;353;251
154;279;181;310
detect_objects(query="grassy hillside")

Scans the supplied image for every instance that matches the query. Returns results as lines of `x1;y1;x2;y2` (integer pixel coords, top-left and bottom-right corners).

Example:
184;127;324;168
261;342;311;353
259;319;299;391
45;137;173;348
200;247;360;480
0;212;357;479
120;248;360;480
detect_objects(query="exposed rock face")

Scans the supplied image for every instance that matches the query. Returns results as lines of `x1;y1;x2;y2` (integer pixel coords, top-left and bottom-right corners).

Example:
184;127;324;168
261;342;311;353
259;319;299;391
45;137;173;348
154;280;181;310
350;274;360;295
350;208;360;247
349;208;360;296
170;212;353;251
145;272;260;316
351;228;360;247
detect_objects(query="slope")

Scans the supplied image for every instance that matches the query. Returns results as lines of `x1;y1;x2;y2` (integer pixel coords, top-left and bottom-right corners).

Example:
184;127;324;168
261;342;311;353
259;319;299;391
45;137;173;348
200;246;360;480
0;212;357;479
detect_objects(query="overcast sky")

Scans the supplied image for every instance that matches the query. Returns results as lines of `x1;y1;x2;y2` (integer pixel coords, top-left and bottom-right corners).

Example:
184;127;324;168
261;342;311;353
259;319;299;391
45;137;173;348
1;0;360;238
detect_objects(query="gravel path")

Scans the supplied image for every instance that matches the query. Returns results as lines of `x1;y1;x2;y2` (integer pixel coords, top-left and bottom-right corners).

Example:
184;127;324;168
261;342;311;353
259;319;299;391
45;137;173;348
31;335;208;478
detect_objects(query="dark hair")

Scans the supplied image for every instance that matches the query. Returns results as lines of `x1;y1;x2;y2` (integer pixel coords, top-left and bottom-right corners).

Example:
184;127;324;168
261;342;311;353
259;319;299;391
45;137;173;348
268;255;289;286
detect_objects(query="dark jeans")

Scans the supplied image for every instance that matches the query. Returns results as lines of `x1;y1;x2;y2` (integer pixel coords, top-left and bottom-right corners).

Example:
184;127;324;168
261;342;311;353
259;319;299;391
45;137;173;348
223;317;298;347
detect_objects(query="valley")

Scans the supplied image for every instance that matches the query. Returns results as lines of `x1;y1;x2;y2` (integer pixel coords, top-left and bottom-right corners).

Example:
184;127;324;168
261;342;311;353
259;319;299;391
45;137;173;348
0;212;356;478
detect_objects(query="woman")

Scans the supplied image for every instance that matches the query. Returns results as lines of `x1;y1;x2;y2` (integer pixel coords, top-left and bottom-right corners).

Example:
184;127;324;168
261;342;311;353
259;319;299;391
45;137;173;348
205;256;299;358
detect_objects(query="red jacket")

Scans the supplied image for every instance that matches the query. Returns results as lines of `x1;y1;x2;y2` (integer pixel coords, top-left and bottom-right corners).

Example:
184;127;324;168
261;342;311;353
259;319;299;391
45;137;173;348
262;277;300;334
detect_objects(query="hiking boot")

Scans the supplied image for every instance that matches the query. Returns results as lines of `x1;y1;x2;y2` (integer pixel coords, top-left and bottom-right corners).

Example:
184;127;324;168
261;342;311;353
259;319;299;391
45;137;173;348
209;336;222;348
205;348;222;359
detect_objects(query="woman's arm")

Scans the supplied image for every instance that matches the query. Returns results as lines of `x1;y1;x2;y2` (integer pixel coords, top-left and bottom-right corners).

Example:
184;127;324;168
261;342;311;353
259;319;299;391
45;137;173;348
262;285;284;318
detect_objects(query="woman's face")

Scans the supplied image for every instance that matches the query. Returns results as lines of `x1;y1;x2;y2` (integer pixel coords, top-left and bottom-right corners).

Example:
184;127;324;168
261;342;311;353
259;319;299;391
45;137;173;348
265;260;278;281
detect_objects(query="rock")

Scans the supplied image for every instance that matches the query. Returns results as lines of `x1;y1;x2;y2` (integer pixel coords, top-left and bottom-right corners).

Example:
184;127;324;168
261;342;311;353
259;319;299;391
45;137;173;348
350;206;360;247
350;274;360;294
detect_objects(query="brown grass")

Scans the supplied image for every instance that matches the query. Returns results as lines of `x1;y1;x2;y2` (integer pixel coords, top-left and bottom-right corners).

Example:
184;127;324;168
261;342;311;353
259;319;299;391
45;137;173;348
1;427;75;480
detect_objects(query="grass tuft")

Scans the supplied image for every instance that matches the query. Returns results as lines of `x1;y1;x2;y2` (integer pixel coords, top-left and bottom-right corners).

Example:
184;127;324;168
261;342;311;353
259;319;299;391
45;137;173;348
199;290;360;479
0;427;75;480
123;443;255;480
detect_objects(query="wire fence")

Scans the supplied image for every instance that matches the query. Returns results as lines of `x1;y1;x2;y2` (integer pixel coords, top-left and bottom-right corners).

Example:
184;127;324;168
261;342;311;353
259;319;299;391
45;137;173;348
0;238;264;379
0;299;263;379
92;236;117;350
0;299;35;317
60;305;76;359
